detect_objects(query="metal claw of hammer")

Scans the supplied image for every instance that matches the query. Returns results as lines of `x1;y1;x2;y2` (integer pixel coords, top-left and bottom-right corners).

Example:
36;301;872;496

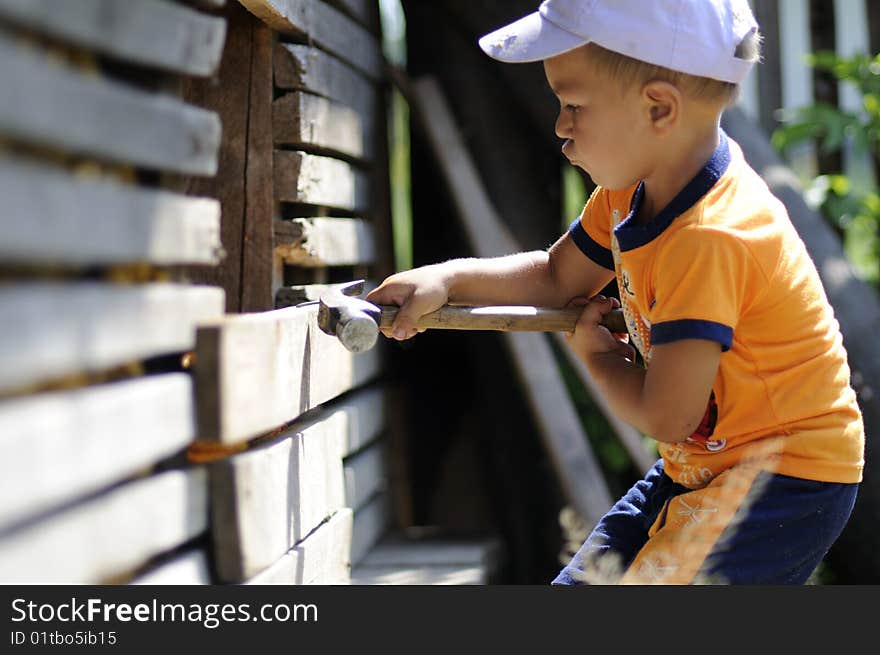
316;280;628;354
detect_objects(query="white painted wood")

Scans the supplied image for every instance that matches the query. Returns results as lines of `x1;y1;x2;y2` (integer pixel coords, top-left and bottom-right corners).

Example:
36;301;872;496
0;373;194;530
130;549;212;585
778;0;817;180
350;491;388;566
245;509;353;585
357;538;500;568
210;388;384;581
275;217;376;267
238;0;381;79
412;77;613;524
0;34;221;175
0;467;208;584
194;302;382;444
0;158;221;265
274;44;377;119
0;282;224;394
274;92;374;160
0;0;226;76
834;0;875;189
344;440;386;512
274;151;371;211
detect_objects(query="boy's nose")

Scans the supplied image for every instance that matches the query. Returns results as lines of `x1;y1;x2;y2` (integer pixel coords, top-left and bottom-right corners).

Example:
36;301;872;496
555;111;572;139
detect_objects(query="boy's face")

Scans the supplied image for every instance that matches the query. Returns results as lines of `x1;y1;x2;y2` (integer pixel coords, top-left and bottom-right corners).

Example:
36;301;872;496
544;48;651;190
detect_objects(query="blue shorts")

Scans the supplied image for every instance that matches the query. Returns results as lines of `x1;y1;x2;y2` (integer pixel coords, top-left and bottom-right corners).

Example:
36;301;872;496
553;459;858;585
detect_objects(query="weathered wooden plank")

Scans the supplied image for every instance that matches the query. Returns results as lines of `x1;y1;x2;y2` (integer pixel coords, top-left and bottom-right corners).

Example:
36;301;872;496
274;92;374;161
274;44;377;119
240;20;276;313
245;509;352;585
210;414;344;582
350;564;487;585
411;77;614;524
130;549;212;585
210;388;383;581
325;0;371;28
0;283;224;395
344;441;386;512
195;302;381;443
275;217;376;267
0;0;226;76
0;159;221;266
238;0;381;79
274;151;371;211
0;467;207;584
0;34;221;175
350;491;388;566
0;373;195;530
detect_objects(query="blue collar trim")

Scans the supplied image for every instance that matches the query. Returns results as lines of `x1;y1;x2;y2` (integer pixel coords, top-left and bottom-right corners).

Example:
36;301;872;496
613;130;731;252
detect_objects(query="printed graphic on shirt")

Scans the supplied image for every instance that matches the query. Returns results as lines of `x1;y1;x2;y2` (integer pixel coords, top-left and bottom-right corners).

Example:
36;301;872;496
610;209;652;363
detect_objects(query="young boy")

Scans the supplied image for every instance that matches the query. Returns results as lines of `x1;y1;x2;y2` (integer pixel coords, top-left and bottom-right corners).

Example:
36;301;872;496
366;0;865;584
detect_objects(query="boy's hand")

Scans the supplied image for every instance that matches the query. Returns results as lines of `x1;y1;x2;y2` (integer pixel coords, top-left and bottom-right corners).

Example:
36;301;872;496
566;295;635;362
364;265;450;341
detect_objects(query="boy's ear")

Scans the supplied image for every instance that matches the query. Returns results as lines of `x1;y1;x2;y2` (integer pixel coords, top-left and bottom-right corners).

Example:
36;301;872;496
642;80;680;131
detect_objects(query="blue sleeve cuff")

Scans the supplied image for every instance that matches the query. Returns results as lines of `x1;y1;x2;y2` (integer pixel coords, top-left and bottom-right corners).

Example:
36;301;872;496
651;320;733;351
567;219;614;271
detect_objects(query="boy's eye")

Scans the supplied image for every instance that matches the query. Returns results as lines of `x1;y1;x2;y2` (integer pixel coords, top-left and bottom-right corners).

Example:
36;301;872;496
565;104;580;113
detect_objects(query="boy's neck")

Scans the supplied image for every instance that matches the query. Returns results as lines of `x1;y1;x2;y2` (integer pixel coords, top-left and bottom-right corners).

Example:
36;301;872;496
635;122;722;225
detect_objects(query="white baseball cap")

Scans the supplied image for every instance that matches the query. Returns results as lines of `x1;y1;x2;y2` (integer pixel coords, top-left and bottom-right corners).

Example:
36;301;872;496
478;0;759;84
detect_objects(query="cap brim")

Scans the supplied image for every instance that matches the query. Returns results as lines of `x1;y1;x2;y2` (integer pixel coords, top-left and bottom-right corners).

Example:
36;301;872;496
478;11;587;63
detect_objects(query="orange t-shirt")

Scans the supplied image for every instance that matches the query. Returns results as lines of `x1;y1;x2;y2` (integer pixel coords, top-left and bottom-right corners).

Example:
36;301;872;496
570;131;864;488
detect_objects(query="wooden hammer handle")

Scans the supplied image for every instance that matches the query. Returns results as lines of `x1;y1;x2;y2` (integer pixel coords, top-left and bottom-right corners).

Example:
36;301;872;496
378;305;627;334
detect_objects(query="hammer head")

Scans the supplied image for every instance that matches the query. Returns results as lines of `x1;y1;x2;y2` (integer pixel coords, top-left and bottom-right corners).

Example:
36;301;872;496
317;280;382;353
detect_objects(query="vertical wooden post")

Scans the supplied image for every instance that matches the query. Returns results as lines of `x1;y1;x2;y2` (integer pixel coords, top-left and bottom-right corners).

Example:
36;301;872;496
779;0;817;180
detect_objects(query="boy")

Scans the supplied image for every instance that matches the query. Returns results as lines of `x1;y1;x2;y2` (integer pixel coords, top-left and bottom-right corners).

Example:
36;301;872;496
366;0;864;584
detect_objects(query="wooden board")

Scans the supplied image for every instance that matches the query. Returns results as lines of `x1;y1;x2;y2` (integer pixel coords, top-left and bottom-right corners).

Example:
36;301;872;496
0;159;221;266
245;508;352;585
238;0;381;79
209;387;384;581
274;151;371;211
274;280;377;309
274;44;377;120
344;440;386;512
0;0;227;77
0;467;207;584
411;77;613;524
350;564;487;585
274;92;374;161
195;300;382;444
350;491;388;566
275;217;376;267
130;549;212;585
0;283;224;395
240;19;276;313
0;373;195;530
0;34;221;175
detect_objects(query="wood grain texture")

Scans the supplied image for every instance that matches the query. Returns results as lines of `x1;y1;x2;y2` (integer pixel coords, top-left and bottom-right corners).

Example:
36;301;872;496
274;44;377;120
0;159;221;266
237;0;381;79
245;508;352;584
0;467;207;584
0;374;195;530
273;91;373;161
274;217;376;267
194;302;382;444
350;491;388;566
274;151;371;211
343;440;386;512
0;34;221;175
0;282;224;394
210;388;383;581
0;0;227;76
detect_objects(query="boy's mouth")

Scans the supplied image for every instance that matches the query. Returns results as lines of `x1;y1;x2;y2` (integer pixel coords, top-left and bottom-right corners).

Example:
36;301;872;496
562;139;577;163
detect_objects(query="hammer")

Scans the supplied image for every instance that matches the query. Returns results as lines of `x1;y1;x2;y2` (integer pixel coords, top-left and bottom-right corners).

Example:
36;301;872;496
317;280;627;353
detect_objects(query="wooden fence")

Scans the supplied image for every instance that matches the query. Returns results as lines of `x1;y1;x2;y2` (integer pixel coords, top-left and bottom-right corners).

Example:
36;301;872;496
0;0;499;586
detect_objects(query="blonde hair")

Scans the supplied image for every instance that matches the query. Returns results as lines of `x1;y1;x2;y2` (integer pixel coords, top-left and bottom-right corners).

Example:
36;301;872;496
583;30;763;107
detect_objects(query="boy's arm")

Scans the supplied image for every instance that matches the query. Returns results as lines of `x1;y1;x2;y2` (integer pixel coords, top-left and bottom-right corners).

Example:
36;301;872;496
366;231;615;340
570;297;721;443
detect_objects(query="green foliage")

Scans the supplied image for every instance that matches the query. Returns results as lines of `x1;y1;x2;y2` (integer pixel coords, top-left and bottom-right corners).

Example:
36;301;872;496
771;51;880;286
